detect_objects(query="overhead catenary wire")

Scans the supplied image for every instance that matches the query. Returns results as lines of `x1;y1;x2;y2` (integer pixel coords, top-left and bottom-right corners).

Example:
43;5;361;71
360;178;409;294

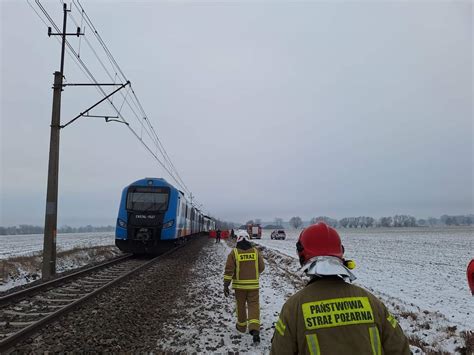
39;1;186;192
28;1;195;200
51;5;191;200
74;0;127;82
63;8;153;132
70;0;191;196
66;0;190;196
38;1;191;197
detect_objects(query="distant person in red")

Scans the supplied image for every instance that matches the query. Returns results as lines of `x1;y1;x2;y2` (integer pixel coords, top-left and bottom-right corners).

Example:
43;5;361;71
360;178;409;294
468;259;474;295
216;229;221;243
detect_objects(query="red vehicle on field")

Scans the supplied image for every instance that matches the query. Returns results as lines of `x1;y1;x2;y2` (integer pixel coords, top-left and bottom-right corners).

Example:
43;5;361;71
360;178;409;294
246;224;262;239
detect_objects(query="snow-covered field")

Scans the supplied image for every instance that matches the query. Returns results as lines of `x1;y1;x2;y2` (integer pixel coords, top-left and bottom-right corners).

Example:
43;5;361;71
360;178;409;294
157;229;473;354
253;227;473;352
1;228;472;352
0;232;115;260
0;232;118;291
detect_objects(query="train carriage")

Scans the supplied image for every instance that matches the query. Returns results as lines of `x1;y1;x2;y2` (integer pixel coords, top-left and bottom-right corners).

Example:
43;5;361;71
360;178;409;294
115;177;210;254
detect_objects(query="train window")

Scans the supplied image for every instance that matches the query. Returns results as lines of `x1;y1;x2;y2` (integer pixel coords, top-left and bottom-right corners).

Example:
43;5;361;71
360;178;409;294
126;186;169;212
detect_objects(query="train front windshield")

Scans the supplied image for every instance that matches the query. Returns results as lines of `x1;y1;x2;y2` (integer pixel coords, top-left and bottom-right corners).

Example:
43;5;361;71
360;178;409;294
126;187;170;212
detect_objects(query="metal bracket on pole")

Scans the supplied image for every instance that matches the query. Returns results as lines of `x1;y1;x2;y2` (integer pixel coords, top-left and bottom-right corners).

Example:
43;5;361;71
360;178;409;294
81;113;129;126
62;83;124;87
105;118;129;125
60;81;130;128
48;25;84;37
84;113;119;119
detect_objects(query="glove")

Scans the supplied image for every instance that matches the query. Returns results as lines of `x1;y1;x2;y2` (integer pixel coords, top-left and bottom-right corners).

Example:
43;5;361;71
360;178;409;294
224;285;230;297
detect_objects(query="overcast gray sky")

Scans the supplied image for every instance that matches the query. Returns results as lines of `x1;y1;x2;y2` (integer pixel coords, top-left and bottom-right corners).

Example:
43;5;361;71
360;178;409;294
1;1;473;226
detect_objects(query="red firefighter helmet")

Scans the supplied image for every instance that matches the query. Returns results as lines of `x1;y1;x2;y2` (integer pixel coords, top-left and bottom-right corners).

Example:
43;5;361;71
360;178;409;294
296;222;344;266
468;259;474;295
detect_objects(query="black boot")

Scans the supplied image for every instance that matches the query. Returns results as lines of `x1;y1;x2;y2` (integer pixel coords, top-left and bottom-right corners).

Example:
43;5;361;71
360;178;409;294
250;330;260;344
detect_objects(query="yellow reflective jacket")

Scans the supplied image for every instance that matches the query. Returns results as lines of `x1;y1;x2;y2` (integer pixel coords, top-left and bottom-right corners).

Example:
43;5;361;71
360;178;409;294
224;247;265;289
271;277;410;355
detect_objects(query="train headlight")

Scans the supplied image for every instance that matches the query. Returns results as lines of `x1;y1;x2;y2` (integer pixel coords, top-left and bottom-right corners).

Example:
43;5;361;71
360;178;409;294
163;220;174;229
117;218;127;228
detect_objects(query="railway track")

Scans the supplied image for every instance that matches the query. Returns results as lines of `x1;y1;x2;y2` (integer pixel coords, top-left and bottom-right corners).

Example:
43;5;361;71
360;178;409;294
0;246;181;352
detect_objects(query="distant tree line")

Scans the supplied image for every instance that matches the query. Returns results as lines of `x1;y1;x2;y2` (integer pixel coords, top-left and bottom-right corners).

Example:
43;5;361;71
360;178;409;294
339;214;473;228
253;214;474;229
0;225;115;236
7;214;470;235
311;214;473;228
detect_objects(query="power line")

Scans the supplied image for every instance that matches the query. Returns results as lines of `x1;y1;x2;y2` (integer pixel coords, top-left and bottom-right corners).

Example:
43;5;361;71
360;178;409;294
64;1;190;195
71;0;191;196
28;1;193;197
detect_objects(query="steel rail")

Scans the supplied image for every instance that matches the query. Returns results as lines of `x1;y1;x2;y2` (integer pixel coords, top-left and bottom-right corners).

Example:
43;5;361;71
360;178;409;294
0;245;183;353
0;253;133;306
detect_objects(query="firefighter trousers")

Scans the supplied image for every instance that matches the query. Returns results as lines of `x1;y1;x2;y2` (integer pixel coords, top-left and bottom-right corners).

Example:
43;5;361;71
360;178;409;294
235;289;260;333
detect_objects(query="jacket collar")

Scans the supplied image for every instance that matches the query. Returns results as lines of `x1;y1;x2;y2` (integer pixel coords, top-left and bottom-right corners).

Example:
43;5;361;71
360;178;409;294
301;256;357;282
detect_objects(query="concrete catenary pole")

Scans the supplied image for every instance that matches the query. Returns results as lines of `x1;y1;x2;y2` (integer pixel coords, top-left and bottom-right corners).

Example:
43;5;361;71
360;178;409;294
42;4;68;280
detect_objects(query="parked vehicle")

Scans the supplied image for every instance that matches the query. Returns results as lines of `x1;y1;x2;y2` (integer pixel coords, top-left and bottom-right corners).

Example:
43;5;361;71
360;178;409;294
271;229;286;240
247;224;262;239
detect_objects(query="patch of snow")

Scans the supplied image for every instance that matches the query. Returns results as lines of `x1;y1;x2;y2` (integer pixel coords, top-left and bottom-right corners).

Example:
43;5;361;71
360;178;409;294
157;239;298;353
0;232;115;260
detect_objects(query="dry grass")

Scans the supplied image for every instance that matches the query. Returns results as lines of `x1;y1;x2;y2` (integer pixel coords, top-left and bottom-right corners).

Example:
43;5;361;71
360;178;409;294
424;350;452;355
445;325;458;336
420;321;431;330
408;334;429;348
408;335;455;355
409;328;473;355
456;330;474;355
400;310;418;321
1;254;42;282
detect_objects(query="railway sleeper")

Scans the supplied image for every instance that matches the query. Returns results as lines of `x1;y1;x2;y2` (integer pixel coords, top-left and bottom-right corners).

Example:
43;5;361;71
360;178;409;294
78;283;106;289
3;310;54;317
48;291;87;298
0;321;35;327
105;267;128;271
35;297;75;303
82;278;108;285
66;282;95;290
79;281;107;286
89;277;115;282
0;332;17;339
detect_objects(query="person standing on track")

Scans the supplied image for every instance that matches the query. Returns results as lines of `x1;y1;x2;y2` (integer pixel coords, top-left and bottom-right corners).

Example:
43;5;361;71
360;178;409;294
216;229;221;243
271;223;410;355
223;232;265;344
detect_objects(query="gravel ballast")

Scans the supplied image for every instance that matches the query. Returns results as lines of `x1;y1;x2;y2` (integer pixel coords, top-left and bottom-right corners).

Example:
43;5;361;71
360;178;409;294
12;236;208;353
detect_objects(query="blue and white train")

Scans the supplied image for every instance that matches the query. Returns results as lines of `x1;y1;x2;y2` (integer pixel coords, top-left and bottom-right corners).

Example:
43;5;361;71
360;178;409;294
115;177;215;254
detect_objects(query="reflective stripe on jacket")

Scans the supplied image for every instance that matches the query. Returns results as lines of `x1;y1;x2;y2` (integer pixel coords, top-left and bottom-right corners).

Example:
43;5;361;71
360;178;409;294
224;247;265;289
270;277;411;355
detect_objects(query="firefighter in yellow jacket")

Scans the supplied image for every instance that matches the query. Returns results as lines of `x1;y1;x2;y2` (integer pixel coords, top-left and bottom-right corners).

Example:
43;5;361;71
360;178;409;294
224;232;265;344
271;223;411;355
